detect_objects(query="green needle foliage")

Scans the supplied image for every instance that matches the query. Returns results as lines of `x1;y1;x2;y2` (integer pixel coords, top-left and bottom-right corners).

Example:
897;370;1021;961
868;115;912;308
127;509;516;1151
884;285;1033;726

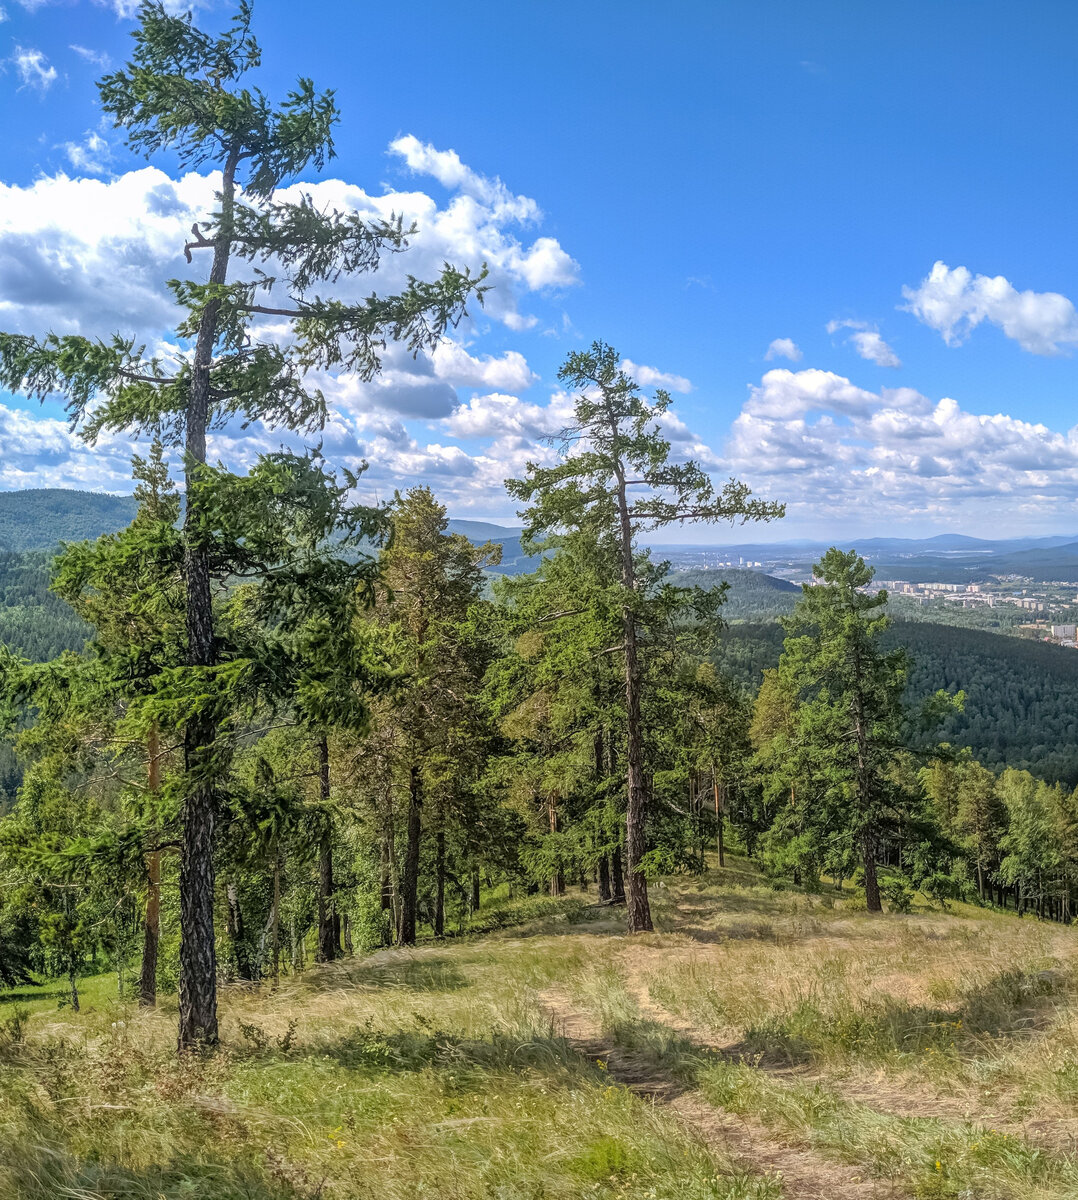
0;1;484;1050
507;341;783;932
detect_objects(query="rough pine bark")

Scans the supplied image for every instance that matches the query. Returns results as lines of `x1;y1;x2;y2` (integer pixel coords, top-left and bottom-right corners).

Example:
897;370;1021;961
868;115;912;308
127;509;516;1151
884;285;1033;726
316;735;339;962
861;832;882;913
139;724;161;1007
611;840;626;903
177;145;239;1050
434;826;446;938
225;879;255;982
399;765;422;945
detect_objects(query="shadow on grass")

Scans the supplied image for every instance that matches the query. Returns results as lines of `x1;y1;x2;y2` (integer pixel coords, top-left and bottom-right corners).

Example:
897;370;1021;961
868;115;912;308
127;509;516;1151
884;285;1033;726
0;989;64;1005
294;955;471;995
2;1142;316;1200
240;1020;601;1087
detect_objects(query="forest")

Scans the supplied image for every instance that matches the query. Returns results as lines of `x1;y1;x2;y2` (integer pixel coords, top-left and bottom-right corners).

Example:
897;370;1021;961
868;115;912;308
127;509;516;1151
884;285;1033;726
0;1;1075;1071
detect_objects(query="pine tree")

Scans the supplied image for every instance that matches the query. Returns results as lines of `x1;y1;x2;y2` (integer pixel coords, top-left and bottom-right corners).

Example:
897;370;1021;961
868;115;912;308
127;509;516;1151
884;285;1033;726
0;3;483;1048
507;343;782;931
778;548;908;912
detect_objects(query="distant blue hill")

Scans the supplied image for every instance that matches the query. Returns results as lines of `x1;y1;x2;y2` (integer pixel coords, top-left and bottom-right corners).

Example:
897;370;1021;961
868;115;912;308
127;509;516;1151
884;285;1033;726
0;489;138;553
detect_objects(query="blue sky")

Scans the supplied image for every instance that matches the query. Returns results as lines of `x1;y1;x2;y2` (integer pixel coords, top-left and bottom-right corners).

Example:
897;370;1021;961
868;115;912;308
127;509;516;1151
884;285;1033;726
3;0;1078;539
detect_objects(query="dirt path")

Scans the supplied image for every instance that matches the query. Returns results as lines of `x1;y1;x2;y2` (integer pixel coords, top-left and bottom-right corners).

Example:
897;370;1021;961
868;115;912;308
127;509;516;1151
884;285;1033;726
617;943;1078;1154
540;985;903;1200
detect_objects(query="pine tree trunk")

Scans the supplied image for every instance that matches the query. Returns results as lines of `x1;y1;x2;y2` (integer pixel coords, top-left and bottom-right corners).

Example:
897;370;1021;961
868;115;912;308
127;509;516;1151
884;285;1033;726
434;826;446;938
270;857;281;989
400;765;422;945
549;792;563;896
621;606;652;931
611;840;626;902
140;850;161;1006
225;879;255;981
713;773;726;868
177;145;240;1051
139;724;162;1007
316;735;339;963
598;854;612;902
380;837;392;911
862;833;882;913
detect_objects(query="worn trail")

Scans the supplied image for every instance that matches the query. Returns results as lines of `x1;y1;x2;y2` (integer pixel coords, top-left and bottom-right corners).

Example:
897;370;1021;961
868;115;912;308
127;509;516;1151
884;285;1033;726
541;985;902;1200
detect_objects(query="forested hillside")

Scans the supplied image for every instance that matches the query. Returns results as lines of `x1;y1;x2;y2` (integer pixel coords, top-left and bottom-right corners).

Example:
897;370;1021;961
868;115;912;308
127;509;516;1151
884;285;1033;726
715;618;1078;783
0;490;138;552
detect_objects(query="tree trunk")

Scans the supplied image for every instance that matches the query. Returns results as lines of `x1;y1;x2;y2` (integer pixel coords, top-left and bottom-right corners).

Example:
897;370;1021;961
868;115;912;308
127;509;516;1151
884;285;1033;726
598;853;612;902
140;849;162;1006
434;825;446;938
68;968;79;1013
139;723;162;1007
470;865;480;914
713;772;726;869
611;840;626;903
862;833;882;913
621;606;651;931
225;879;255;981
380;837;392;911
316;735;339;963
399;765;422;945
270;857;281;988
177;144;240;1051
549;792;563;896
608;435;652;933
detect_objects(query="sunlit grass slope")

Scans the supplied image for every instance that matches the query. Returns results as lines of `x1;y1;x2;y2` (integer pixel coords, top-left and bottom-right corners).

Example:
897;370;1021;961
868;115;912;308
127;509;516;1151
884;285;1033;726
4;862;1078;1199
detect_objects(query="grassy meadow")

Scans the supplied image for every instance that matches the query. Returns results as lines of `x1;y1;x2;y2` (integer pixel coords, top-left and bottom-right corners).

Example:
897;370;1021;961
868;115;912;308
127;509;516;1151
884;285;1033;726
3;862;1078;1199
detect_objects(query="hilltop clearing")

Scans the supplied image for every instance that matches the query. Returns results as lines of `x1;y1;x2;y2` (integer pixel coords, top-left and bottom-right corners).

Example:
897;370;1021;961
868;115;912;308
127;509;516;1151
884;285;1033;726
4;861;1078;1199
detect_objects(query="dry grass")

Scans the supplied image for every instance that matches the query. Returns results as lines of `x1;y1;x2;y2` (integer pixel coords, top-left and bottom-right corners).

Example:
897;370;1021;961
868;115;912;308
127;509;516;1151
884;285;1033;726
6;860;1078;1198
0;899;776;1200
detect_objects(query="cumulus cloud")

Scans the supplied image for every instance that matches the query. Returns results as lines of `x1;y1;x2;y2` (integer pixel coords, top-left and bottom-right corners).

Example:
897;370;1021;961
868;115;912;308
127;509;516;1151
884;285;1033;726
61;130;111;176
723;366;1078;528
0;138;578;341
827;318;900;367
431;342;537;392
764;337;802;362
621;359;692;393
0;402;135;491
12;45;57;90
902;261;1078;356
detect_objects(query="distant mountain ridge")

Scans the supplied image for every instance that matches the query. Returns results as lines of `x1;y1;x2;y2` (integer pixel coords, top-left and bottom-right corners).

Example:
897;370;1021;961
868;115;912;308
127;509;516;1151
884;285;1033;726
0;490;138;553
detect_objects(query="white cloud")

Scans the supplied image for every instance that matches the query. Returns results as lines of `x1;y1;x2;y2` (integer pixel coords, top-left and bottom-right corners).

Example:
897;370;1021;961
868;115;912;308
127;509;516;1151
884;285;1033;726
849;330;900;368
764;337;802;362
723;366;1078;530
0;138;576;339
61;130;111;176
621;359;692;393
70;44;110;69
827;318;900;367
902;261;1078;356
12;45;57;90
431;342;537;392
389;134;539;224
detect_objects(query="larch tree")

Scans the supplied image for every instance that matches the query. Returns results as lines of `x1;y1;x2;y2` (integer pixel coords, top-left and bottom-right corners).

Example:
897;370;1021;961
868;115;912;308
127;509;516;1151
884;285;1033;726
777;548;908;913
506;342;783;933
0;2;483;1048
377;487;498;945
